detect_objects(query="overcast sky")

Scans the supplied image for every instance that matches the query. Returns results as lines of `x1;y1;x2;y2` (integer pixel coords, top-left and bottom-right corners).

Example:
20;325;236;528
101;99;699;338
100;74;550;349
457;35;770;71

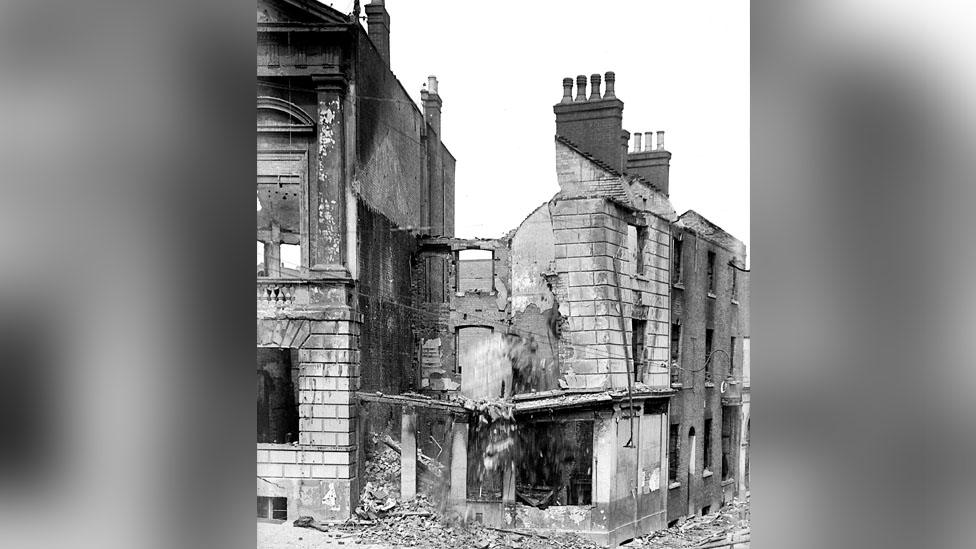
337;0;749;251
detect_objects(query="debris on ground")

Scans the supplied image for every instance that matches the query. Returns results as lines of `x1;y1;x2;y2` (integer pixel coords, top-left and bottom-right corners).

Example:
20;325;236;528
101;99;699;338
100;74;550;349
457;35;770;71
295;432;747;549
633;498;750;548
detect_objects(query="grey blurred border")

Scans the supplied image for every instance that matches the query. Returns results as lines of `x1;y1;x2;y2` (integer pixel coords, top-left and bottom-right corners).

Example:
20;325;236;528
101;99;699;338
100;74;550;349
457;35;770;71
0;1;973;548
753;1;976;548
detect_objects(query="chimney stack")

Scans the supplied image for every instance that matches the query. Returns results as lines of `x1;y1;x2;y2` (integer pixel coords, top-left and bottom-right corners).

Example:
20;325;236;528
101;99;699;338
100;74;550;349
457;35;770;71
604;71;616;98
420;75;442;135
554;70;626;172
589;74;602;100
626;129;672;195
561;78;573;103
421;76;445;235
633;133;643;152
575;75;587;102
365;0;391;66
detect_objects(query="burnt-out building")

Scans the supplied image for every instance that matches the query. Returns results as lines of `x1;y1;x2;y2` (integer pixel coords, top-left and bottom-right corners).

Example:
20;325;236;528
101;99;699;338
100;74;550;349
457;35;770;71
256;0;455;521
253;3;749;540
666;211;749;525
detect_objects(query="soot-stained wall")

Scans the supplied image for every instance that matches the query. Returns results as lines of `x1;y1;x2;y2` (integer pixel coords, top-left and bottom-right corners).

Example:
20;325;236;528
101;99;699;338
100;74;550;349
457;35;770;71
357;202;418;396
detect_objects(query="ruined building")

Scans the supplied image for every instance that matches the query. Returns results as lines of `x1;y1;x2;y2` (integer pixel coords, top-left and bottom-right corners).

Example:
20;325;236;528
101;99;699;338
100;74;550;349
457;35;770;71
255;1;749;544
257;0;454;521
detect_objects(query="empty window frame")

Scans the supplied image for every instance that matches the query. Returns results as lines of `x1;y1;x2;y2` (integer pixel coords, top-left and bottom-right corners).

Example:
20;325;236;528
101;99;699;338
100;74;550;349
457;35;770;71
703;418;713;471
721;408;734;480
707;251;716;294
257;496;288;520
672;236;683;285
257;153;305;278
636;227;648;274
457;249;494;293
668;424;680;483
670;323;682;383
729;337;737;379
731;266;738;301
466;420;505;501
257;348;299;444
631;319;646;380
704;329;714;382
516;420;593;506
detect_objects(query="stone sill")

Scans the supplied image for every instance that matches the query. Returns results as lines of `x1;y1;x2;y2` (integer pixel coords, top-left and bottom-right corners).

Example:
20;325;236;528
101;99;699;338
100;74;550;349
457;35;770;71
721;478;735;487
703;470;713;479
707;292;717;299
672;282;685;290
670;382;683;389
731;299;740;305
704;382;715;388
668;481;681;490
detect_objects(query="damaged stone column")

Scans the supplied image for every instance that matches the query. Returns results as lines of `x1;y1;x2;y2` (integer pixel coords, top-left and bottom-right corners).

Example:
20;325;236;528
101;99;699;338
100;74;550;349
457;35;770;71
311;75;347;273
401;406;418;501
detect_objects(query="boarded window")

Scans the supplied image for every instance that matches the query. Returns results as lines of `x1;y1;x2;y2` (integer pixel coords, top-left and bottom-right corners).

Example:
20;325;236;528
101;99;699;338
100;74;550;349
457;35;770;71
457;249;493;292
516;420;593;507
257;348;299;444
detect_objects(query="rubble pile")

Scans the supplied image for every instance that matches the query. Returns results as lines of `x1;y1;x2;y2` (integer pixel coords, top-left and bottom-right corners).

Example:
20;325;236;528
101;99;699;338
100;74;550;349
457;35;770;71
631;498;750;548
351;510;601;549
334;433;600;548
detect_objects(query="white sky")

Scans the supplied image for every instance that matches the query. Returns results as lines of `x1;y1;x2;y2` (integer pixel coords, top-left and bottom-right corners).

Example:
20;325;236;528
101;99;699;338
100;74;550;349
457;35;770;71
333;0;749;251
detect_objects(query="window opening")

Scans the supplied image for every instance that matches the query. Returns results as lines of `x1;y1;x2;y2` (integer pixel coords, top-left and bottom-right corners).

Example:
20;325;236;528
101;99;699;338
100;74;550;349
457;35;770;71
707;251;716;293
257;348;299;444
457;249;493;292
515;420;593;507
257;496;288;520
703;418;713;471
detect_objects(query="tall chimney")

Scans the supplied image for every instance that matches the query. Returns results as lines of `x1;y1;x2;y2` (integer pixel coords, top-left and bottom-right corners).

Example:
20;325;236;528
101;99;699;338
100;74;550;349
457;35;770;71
554;70;626;172
365;0;391;66
421;76;441;135
421;76;445;235
626;129;672;195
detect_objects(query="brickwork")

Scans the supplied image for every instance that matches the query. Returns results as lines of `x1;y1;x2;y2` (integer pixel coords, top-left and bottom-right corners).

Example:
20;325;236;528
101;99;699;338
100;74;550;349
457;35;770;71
667;211;747;523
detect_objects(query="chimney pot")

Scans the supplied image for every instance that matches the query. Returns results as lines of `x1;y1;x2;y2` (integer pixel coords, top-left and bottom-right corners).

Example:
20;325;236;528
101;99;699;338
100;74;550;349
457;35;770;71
604;71;616;98
561;77;573;103
428;76;438;95
656;130;665;150
589;74;602;100
575;75;587;102
644;132;653;152
633;133;643;152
